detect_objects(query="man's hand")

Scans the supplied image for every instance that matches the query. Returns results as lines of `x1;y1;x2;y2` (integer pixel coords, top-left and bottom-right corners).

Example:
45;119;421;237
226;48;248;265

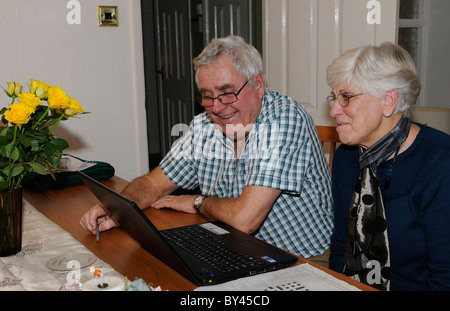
79;204;119;234
151;195;198;214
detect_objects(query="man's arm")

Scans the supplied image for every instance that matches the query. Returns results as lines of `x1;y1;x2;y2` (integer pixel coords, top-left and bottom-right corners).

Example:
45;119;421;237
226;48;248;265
202;185;282;234
121;166;179;209
79;166;178;234
152;185;281;234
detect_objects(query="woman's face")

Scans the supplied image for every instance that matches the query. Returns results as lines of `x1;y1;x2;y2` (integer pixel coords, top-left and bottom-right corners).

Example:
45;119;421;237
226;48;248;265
329;81;389;148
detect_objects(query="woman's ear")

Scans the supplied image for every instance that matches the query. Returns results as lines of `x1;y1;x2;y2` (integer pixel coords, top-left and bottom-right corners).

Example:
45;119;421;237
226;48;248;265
383;88;399;117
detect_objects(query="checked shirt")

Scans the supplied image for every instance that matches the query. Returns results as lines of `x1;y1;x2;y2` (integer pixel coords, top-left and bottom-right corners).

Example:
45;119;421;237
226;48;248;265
160;90;333;257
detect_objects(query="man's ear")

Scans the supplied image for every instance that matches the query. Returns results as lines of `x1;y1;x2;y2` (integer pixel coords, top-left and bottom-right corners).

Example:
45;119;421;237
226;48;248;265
254;72;266;99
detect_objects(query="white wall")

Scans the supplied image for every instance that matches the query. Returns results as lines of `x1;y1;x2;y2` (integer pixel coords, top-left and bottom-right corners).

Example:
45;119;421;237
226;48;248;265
262;0;398;126
262;0;449;134
423;0;450;109
0;0;148;181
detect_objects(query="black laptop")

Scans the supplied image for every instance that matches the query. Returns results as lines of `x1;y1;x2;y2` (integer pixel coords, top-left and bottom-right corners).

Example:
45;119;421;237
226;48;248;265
77;171;298;286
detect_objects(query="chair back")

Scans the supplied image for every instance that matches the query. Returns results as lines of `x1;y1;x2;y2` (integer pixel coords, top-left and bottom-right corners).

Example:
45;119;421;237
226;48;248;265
315;126;340;170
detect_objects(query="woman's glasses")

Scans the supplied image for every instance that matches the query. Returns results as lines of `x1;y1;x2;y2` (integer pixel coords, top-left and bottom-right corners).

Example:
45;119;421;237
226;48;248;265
326;92;363;109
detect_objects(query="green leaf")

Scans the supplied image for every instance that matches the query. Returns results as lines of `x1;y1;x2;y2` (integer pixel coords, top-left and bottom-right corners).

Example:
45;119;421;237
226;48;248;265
51;138;69;149
0;145;6;157
35;155;46;164
44;161;56;179
0;135;8;145
12;165;24;176
17;144;28;159
5;142;14;157
44;138;68;167
47;151;63;168
10;147;19;162
17;130;31;148
28;162;48;175
30;139;40;152
1;126;14;139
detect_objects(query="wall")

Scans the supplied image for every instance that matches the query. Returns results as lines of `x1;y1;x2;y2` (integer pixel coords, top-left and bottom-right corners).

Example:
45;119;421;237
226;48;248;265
262;0;398;126
0;0;148;181
411;107;450;134
423;0;450;109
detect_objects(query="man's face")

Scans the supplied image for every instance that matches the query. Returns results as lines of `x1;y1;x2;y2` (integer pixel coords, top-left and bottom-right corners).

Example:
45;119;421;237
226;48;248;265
197;54;265;141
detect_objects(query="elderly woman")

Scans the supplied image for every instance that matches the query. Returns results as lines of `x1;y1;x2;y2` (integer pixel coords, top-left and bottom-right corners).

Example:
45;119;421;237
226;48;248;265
326;42;450;291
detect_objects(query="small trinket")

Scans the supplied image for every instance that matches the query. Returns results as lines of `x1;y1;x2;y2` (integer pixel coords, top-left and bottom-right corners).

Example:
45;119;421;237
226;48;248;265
90;267;108;289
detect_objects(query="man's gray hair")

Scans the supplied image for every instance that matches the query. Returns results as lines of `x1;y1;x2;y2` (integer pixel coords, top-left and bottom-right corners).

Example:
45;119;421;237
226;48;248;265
194;35;266;87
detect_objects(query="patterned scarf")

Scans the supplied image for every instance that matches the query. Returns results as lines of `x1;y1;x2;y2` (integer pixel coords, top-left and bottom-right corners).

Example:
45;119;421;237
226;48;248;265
343;116;411;291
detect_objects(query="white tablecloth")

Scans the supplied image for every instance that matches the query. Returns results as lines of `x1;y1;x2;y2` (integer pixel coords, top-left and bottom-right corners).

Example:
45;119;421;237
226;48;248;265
0;199;123;291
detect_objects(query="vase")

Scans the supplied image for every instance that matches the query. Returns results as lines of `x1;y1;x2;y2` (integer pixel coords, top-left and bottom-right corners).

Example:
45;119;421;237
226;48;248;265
0;187;23;256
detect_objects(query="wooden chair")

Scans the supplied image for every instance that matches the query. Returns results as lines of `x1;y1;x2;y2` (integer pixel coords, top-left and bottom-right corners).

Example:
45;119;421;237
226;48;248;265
315;125;340;170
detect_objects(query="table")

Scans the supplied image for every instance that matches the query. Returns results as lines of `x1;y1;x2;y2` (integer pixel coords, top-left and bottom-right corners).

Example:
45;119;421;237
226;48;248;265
0;199;123;291
23;176;375;291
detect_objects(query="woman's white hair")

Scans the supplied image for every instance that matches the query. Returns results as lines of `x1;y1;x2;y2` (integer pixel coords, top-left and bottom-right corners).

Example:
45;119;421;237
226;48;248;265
194;35;267;87
326;41;421;117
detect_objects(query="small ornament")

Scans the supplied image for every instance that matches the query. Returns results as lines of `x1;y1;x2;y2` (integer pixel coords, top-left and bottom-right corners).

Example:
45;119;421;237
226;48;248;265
90;267;108;289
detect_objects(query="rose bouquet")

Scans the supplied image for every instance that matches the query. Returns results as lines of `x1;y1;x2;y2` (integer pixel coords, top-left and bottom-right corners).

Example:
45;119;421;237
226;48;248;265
0;79;85;191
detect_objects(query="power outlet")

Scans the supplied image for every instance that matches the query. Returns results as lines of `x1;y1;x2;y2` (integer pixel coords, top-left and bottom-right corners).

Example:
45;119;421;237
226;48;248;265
98;6;118;27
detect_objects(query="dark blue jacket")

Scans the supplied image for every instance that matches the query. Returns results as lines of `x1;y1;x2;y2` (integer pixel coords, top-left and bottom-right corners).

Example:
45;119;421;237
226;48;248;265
329;124;450;290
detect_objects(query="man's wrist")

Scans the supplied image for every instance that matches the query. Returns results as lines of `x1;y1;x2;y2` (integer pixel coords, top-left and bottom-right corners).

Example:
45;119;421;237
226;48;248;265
193;195;205;215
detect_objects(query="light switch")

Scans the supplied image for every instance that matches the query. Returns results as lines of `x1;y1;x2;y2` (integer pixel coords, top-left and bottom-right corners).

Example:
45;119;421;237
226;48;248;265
98;6;118;27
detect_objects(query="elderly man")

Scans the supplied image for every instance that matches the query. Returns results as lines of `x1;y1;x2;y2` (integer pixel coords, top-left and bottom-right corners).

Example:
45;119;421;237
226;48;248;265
80;36;333;262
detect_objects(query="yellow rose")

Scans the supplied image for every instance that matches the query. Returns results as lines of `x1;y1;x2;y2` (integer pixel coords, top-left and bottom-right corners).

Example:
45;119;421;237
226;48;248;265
48;86;70;111
6;82;23;97
30;79;51;99
17;93;42;109
64;97;84;116
4;103;35;125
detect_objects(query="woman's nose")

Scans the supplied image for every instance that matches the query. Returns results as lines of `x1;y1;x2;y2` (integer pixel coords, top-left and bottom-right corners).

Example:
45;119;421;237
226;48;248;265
329;101;342;119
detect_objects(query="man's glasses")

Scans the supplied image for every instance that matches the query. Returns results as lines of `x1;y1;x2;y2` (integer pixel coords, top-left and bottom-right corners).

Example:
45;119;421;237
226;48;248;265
197;80;249;107
326;93;363;109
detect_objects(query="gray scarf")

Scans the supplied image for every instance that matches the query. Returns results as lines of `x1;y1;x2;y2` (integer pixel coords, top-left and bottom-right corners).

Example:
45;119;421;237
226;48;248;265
343;116;411;291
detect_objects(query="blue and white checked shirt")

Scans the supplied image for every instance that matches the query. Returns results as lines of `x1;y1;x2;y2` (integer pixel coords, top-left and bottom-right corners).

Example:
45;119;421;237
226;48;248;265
160;90;333;257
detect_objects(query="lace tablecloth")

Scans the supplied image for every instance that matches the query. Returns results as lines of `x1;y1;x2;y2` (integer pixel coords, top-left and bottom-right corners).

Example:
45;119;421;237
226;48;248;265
0;199;123;291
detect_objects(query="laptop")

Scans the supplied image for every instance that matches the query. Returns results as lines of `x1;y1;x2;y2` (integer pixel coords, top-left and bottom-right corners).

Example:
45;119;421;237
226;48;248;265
76;171;298;286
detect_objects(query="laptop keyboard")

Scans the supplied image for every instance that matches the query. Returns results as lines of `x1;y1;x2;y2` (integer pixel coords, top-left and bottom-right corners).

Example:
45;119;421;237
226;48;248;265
161;225;266;273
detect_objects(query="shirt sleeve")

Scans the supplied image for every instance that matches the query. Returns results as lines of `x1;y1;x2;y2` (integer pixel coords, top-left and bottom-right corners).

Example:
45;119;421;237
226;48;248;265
160;120;199;190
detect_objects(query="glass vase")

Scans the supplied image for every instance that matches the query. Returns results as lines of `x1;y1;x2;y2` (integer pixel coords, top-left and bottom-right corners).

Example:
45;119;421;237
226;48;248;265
0;187;23;256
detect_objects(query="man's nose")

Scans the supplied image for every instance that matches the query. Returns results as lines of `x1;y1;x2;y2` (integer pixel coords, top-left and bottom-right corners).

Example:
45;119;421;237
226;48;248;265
211;98;228;114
